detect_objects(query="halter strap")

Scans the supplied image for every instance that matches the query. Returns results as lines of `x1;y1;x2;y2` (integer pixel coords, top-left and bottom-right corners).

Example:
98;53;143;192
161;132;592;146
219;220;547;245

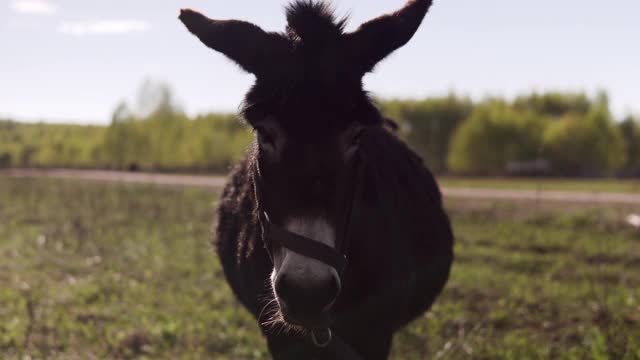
253;154;363;275
266;221;348;273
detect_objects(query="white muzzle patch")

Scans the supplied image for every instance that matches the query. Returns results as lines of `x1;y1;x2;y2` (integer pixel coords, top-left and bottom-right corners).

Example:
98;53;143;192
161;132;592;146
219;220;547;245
272;217;340;290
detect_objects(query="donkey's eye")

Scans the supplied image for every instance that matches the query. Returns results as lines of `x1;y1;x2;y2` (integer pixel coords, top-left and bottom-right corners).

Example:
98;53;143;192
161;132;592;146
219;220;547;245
256;128;276;148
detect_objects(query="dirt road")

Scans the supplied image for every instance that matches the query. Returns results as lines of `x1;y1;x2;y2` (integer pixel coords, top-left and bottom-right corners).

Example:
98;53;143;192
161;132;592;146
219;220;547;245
2;168;227;188
3;168;640;205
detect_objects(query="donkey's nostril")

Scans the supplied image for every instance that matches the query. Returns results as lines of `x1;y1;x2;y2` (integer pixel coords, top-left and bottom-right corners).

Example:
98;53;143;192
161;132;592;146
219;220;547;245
322;275;340;309
274;273;340;316
274;273;294;303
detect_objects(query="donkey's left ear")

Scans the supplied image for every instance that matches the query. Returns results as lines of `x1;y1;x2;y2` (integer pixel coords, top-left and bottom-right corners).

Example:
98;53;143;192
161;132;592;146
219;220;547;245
179;9;288;76
345;0;433;75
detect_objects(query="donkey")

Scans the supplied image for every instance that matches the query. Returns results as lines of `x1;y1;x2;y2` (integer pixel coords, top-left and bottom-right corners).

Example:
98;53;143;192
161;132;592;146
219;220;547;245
180;1;454;358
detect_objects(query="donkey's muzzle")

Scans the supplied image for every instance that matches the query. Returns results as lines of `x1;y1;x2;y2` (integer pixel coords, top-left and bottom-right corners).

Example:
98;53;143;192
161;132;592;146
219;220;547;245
275;272;340;325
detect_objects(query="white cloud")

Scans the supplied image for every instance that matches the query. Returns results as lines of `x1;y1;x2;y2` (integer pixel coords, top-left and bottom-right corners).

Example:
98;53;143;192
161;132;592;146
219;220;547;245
11;0;58;15
57;20;152;36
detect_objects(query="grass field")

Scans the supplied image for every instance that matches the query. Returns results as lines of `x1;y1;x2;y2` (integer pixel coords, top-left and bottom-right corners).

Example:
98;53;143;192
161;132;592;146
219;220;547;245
438;177;640;194
1;177;639;359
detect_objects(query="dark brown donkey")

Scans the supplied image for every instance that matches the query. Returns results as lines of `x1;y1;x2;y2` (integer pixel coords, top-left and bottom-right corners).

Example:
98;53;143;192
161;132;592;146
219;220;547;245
179;1;453;358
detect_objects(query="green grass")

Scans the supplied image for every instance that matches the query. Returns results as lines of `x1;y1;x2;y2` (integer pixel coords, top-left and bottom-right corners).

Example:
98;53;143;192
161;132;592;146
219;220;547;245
1;178;639;359
438;177;640;194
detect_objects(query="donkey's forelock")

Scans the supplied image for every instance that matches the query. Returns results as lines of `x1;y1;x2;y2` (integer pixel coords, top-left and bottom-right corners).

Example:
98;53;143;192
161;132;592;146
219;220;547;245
180;0;433;78
285;1;347;44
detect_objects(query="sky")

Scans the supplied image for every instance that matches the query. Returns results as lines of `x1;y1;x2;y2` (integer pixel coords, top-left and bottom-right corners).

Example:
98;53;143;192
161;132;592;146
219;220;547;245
0;0;638;124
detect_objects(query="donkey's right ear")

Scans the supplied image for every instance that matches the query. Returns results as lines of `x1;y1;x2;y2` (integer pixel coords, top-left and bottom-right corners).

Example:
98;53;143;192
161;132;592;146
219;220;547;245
179;9;287;76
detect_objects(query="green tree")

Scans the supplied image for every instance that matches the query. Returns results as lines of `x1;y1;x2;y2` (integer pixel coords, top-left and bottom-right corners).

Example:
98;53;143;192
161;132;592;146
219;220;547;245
447;101;549;175
543;107;626;176
514;92;594;117
617;115;640;176
100;81;252;172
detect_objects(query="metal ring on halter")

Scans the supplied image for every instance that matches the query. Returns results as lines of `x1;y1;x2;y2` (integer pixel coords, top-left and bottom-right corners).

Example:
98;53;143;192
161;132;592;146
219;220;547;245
311;328;332;348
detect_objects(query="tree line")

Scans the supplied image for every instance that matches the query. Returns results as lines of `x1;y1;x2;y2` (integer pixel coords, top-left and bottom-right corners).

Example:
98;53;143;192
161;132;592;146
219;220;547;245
1;82;638;177
379;92;638;177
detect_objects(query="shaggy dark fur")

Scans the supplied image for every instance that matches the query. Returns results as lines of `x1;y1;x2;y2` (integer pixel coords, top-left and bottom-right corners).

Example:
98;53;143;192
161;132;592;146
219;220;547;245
180;1;453;358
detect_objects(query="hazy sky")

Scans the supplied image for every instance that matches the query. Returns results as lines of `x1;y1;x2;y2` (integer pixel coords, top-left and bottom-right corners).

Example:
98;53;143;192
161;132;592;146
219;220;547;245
1;0;638;124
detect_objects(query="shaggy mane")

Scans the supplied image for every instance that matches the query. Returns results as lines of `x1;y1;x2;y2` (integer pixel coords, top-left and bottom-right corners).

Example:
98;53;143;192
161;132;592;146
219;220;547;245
285;0;347;43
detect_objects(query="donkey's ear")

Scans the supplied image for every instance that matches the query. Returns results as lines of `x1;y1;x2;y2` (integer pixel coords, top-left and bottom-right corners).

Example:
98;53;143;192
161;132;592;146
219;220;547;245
179;9;287;76
345;0;433;74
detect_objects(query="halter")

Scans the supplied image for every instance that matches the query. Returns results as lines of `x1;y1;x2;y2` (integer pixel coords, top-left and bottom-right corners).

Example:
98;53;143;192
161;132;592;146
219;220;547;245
253;152;364;276
252;148;365;354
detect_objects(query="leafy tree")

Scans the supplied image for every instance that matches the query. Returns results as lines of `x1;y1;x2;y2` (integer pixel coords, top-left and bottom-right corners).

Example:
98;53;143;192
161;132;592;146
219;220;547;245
514;92;594;118
617;115;640;176
98;81;253;172
543;107;626;176
447;101;549;175
135;79;183;118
